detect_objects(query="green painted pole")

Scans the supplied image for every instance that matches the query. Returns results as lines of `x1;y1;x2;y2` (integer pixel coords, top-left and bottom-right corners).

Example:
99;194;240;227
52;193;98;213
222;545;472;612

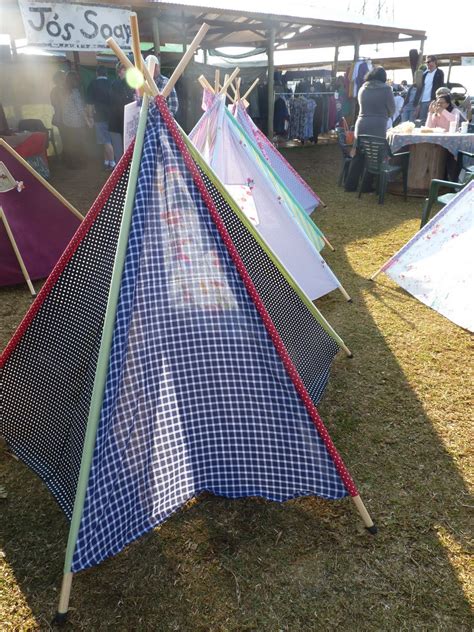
54;95;150;624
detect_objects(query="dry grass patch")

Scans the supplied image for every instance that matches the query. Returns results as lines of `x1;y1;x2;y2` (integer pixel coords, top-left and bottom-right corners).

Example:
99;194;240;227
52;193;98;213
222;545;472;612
1;147;472;631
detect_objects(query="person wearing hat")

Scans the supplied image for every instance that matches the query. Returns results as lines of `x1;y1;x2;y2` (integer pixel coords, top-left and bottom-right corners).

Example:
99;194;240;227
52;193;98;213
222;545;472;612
145;54;179;116
108;61;136;161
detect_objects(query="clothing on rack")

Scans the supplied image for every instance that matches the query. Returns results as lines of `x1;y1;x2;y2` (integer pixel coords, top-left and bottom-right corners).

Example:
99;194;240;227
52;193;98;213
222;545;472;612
274;95;290;135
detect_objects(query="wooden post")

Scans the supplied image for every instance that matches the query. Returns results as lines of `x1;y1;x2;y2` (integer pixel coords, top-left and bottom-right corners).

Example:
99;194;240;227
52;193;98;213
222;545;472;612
417;39;425;71
267;25;275;140
151;15;160;56
353;32;361;62
182;10;187;54
447;58;453;84
332;44;339;79
0;207;36;296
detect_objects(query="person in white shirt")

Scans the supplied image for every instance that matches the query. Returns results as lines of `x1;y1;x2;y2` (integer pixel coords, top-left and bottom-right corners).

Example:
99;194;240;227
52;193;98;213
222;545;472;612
414;56;445;124
387;88;405;128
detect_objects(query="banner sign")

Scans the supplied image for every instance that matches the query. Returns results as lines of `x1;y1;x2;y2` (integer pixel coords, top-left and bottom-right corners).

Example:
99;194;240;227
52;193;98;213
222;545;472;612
19;1;132;51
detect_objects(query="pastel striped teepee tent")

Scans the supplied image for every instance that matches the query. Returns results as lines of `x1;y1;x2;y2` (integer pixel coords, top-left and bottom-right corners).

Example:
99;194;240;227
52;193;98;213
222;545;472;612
231;78;323;215
1;23;375;624
190;78;352;303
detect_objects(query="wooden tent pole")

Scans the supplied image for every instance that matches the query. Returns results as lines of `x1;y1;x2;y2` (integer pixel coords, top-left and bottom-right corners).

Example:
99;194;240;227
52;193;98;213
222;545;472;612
198;75;215;94
161;23;210;98
0;140;82;220
370;264;386;281
337;283;352;303
352;495;377;534
242;77;259;101
0;206;36;296
130;13;145;97
130;13;142;73
106;38;153;96
218;67;240;96
214;69;220;92
321;234;335;251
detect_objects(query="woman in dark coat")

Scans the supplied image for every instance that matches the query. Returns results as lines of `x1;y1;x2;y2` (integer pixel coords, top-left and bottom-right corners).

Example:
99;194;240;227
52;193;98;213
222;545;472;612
345;66;396;192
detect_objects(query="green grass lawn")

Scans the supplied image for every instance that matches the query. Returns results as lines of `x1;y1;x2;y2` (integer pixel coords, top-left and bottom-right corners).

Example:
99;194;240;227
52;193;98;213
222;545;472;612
1;145;472;631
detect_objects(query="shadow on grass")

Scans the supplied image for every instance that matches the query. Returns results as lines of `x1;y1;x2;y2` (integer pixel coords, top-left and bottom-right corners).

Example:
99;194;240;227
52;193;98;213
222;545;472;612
1;146;472;631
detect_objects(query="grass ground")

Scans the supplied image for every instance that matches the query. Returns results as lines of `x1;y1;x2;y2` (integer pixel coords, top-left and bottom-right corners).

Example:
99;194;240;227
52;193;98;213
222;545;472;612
1;145;473;631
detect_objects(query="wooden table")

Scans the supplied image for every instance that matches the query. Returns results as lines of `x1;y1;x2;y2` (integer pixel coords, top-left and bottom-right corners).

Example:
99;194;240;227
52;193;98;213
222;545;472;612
388;132;474;196
406;142;447;195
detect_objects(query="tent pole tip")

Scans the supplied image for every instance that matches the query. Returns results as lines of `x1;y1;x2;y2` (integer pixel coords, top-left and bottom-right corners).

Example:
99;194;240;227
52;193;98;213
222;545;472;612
52;612;68;626
366;524;378;535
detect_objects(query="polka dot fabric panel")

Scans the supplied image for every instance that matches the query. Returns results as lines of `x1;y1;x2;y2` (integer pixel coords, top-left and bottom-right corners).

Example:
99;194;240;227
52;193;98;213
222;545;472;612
1;164;131;518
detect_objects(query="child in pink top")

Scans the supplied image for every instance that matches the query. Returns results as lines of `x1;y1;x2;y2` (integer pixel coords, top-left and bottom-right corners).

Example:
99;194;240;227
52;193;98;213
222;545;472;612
426;95;457;131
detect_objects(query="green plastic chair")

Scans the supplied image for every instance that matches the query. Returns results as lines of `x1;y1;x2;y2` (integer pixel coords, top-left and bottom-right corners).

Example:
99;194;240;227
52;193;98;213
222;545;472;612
357;134;410;204
420;150;474;228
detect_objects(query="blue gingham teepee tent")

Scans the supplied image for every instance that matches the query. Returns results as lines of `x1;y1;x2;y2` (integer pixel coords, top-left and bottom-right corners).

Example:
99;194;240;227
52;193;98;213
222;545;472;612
1;30;375;623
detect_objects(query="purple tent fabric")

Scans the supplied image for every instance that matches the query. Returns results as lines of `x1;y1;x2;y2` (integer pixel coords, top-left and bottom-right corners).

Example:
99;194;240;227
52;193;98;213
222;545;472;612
233;102;321;214
0;142;81;286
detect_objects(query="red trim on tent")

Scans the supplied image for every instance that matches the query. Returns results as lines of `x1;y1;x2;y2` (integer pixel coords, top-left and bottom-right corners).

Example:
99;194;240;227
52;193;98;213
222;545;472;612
156;96;358;498
0;144;134;368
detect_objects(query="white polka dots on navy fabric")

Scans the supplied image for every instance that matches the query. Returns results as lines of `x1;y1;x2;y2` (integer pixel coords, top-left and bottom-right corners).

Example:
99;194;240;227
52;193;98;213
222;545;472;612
71;99;349;573
1;165;131;517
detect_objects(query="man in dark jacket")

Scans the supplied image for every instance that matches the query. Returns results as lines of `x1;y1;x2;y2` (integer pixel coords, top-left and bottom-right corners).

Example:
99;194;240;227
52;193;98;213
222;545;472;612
414;56;445;123
86;66;114;169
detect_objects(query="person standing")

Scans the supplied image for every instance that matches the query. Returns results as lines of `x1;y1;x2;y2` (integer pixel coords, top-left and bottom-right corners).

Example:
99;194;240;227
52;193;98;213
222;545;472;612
86;66;115;170
145;54;179;116
108;62;136;162
388;87;404;128
400;83;418;123
344;66;395;192
414;56;445;123
62;71;91;168
50;70;66;155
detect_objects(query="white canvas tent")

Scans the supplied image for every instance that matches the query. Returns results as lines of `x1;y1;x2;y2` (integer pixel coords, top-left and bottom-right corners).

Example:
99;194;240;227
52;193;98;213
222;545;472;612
373;181;474;331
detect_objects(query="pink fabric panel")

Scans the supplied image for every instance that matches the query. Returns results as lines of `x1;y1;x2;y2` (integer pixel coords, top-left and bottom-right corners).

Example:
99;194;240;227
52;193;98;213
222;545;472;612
0;145;81;286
